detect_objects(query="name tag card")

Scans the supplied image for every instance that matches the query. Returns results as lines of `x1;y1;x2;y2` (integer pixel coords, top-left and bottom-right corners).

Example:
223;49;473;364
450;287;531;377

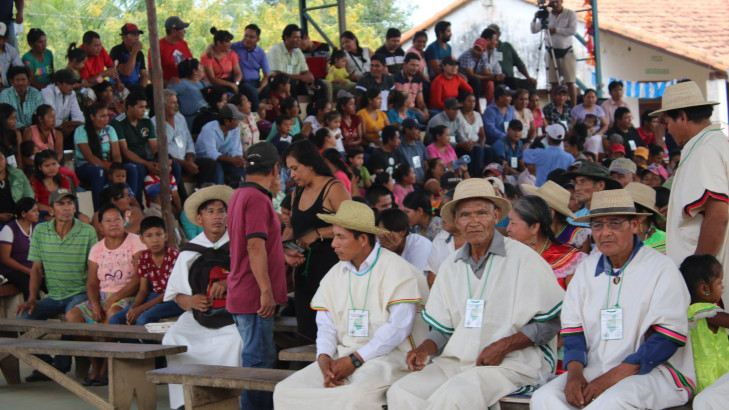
465;299;485;328
413;156;422;169
600;308;623;340
510;157;518;169
348;309;369;337
628;140;637;151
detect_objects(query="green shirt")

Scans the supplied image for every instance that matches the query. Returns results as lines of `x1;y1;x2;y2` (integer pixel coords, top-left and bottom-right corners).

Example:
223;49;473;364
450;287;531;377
28;219;98;300
267;42;308;75
111;113;157;160
495;41;525;78
643;227;666;254
22;50;54;85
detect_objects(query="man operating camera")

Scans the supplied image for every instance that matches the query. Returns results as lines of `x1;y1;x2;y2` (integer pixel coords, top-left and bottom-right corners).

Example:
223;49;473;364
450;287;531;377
530;0;577;104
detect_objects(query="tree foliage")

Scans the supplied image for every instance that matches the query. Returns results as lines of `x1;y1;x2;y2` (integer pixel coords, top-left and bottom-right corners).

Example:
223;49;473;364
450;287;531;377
21;0;412;63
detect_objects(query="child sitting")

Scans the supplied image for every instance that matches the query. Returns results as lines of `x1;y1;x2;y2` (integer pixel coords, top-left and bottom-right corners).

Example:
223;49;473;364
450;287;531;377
347;148;370;191
270;115;293;155
143;154;182;216
104;162;141;209
322;110;345;154
679;254;729;394
109;216;184;326
424;178;444;211
31;150;73;220
326;50;356;96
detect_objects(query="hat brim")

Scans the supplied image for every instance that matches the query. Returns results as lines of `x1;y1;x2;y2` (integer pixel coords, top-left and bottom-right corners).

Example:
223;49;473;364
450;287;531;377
52;193;77;204
519;184;576;219
650;101;719;116
633;200;666;223
184;186;234;227
562;171;622;190
440;194;512;226
316;213;390;235
572;211;651;224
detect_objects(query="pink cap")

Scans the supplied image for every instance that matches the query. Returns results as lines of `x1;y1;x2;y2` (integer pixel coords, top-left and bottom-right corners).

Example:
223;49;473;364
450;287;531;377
473;38;489;51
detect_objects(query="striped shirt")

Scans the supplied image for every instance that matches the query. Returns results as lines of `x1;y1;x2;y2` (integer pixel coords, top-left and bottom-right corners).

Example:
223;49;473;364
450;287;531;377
28;219;98;300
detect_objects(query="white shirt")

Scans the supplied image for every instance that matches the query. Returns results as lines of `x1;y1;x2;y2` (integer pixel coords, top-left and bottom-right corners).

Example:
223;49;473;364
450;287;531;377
152;113;195;160
530;8;577;49
426;230;457;275
401;233;432;272
164;231;230;302
41;84;84;127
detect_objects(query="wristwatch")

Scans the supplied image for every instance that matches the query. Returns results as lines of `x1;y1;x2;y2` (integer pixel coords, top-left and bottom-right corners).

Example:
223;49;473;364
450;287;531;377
349;353;363;368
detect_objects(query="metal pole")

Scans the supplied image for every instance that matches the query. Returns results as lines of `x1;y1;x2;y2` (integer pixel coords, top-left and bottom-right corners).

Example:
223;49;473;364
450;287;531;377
145;0;176;246
591;0;603;98
338;0;346;39
299;0;308;33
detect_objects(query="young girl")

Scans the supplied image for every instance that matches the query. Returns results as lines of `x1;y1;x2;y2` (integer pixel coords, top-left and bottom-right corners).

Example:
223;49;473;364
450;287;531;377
392;163;415;207
326;50;356;95
65;43;91;93
680;254;729;394
32;150;72;216
265;73;292;122
322;110;344;154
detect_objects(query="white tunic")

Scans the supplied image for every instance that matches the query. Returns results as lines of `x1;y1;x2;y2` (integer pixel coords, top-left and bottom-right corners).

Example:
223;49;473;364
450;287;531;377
666;123;729;303
162;231;243;409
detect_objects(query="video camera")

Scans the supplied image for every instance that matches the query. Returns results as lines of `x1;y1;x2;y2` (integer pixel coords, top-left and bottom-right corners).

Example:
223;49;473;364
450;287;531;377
535;0;556;29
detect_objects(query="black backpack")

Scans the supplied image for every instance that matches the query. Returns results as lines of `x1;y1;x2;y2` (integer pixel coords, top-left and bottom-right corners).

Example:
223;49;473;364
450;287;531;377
182;242;234;329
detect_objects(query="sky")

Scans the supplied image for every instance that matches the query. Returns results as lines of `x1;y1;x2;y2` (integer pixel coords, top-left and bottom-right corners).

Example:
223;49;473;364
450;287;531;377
399;0;456;26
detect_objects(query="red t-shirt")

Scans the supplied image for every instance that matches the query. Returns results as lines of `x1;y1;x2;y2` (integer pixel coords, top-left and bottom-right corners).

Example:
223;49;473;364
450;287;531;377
226;182;287;314
80;46;114;80
157;38;192;80
429;73;473;110
32;176;71;206
137;247;180;294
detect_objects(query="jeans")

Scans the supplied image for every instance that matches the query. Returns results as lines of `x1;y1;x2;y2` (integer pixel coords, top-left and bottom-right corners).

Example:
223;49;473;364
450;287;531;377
2;20;17;49
239;80;262;109
108;293;184;326
232;313;276;410
76;163;106;210
17;292;88;371
214;162;246;187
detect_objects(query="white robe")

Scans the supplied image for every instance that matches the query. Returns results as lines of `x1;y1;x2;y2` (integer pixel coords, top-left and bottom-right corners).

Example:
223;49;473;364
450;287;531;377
274;247;428;410
162;231;243;409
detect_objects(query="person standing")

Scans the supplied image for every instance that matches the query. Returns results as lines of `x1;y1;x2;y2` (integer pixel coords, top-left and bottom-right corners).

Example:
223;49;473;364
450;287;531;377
0;1;23;48
654;81;729;304
530;0;577;104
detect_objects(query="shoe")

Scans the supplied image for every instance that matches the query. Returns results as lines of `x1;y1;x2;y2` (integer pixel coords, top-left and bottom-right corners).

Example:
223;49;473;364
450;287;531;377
25;370;51;382
91;376;108;386
81;376;94;386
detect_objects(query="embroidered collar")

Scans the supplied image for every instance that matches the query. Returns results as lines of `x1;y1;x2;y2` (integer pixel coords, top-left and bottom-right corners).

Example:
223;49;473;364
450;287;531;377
594;235;643;277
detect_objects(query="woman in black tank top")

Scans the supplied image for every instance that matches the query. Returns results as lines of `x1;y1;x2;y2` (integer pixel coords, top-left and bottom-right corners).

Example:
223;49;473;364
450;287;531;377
284;141;350;343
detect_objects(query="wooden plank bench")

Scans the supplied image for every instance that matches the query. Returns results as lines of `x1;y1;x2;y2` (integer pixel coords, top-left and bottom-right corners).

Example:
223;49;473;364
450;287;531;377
278;344;316;362
0;337;186;410
147;364;294;410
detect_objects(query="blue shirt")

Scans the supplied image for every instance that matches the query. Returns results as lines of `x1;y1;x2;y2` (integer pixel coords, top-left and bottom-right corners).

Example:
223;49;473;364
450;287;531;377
397;137;429;182
482;102;515;145
522;145;574;187
231;42;270;82
169;79;207;117
195;120;243;160
569;207;590;228
424;41;451;79
387;108;417;125
492;137;523;161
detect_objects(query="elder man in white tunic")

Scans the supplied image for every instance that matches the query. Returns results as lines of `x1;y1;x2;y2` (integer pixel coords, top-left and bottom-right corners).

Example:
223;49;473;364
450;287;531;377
387;179;565;409
532;189;696;409
273;200;428;410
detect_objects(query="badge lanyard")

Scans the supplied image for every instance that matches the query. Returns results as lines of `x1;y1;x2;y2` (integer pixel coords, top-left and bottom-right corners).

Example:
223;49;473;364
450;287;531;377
464;255;495;328
347;247;381;337
348;247;382;310
465;255;495;300
601;258;631;341
604;260;630;309
675;128;721;171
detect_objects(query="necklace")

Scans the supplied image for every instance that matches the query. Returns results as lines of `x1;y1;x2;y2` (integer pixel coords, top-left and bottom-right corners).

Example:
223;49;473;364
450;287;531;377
0;179;5;189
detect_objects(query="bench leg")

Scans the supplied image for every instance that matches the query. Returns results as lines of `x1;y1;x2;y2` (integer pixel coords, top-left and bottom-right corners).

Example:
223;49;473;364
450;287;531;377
75;356;91;379
183;385;241;410
0;353;20;384
109;358;156;410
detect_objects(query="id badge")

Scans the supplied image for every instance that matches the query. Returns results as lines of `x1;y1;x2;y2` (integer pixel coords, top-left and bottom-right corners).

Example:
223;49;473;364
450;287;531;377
510;157;518;169
348;309;369;337
496;51;503;62
464;299;485;328
628;140;637;151
503;121;509;132
413;156;422;169
6;155;17;168
286;65;293;74
600;308;623;340
175;136;185;150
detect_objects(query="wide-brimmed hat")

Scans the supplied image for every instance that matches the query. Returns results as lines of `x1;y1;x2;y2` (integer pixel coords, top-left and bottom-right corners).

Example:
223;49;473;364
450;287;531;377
573;189;651;223
184;185;234;227
650;81;719;116
563;161;622;190
624;182;665;222
440;179;511;225
520;181;576;219
317;200;389;235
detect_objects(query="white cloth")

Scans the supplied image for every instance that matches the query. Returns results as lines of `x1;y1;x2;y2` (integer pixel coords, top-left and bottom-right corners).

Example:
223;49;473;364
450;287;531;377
530;8;577;49
583;133;605;154
387;237;565;409
151;113;195;160
401;233;432;272
457;110;483;143
483;49;502;75
666;123;729;303
425;230;457;275
533;244;695;409
303;115;322;134
41;84;84;127
693;370;729;410
0;220;31;244
162;230;242;409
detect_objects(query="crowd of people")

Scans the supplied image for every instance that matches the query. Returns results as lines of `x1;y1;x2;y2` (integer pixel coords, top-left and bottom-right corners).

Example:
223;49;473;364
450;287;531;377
1;1;729;409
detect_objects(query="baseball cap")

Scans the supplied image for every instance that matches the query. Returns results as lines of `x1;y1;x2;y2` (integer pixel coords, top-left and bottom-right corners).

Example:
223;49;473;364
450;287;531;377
442;56;459;66
634;147;649;160
145;182;161;199
54;69;79;85
608;158;637;175
487;23;501;33
645;164;669;180
440;171;463;191
245;142;279;169
611;143;626;154
444;98;461;110
555;84;568;95
483;162;503;177
164;16;190;32
121;23;144;35
545;123;566;141
49;188;76;204
219;103;245;121
494;85;515;99
402;118;423;130
473;38;488;51
0;23;6;37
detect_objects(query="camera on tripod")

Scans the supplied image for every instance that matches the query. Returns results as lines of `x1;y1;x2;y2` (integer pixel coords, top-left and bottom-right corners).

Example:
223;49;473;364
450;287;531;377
535;0;556;29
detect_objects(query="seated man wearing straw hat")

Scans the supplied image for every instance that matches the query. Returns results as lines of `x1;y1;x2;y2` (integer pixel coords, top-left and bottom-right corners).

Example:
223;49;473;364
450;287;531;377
532;189;696;410
387;179;565;409
273;200;429;410
162;185;243;409
563;161;621;228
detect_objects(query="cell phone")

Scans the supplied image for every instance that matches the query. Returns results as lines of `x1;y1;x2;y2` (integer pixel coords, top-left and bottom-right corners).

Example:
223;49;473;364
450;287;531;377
284;241;305;253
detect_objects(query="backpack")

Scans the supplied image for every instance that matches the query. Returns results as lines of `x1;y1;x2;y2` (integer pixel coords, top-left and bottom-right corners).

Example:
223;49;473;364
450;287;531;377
182;242;234;329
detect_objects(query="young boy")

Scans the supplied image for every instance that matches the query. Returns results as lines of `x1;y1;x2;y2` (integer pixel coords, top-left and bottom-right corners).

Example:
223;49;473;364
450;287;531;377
105;162;141;209
108;216;184;326
143;154;182;216
271;115;294;155
347;148;371;190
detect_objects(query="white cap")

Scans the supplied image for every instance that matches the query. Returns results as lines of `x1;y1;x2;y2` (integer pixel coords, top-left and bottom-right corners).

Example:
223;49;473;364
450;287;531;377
545;123;566;141
0;23;6;37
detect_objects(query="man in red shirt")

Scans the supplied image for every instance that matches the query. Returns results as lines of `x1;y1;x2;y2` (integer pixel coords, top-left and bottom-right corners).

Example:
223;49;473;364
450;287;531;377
156;16;192;85
80;31;116;81
227;141;304;409
429;56;472;111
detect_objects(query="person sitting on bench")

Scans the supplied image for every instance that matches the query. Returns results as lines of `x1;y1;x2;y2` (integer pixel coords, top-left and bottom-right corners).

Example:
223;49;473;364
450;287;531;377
162;185;243;409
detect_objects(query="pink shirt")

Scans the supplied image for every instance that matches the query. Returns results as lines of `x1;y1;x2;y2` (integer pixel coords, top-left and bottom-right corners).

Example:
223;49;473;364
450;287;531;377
392;183;414;207
88;233;146;293
334;170;352;194
427;143;457;166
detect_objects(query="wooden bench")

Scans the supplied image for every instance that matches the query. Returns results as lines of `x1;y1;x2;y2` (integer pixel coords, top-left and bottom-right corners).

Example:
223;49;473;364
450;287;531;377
0;337;186;410
147;364;294;409
278;344;316;362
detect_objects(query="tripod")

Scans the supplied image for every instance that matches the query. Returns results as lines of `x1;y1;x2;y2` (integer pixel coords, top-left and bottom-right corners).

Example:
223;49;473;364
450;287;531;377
535;24;561;92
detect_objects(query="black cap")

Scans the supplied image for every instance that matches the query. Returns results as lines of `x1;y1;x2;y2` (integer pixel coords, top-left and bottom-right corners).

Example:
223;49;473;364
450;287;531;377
494;85;515;99
442;56;459;66
402;118;423;130
121;23;144;36
245;142;279;169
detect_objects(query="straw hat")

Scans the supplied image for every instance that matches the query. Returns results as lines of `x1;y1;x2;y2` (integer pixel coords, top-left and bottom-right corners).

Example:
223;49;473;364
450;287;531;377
317;200;390;235
624;182;665;222
572;189;651;223
650;81;718;116
440;179;511;225
520;181;576;219
184;185;234;227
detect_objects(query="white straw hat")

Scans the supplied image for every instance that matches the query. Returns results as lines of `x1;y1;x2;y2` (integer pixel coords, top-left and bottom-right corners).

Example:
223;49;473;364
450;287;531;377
649;81;718;116
440;179;511;225
624;182;665;222
317;200;390;235
184;185;234;227
520;181;576;219
573;189;651;223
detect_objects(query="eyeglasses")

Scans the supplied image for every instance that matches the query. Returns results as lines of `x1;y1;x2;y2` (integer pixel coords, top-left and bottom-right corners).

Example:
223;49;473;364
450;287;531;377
589;218;629;231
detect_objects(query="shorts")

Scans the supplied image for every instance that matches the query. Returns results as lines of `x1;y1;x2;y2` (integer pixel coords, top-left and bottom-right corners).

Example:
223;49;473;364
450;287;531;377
76;291;134;324
546;49;576;83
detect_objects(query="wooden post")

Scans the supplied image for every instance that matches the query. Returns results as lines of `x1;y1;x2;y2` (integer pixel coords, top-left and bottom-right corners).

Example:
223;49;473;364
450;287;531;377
145;0;176;246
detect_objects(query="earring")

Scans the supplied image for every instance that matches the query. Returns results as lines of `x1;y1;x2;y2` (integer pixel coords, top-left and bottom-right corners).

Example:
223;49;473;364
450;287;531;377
705;292;710;296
